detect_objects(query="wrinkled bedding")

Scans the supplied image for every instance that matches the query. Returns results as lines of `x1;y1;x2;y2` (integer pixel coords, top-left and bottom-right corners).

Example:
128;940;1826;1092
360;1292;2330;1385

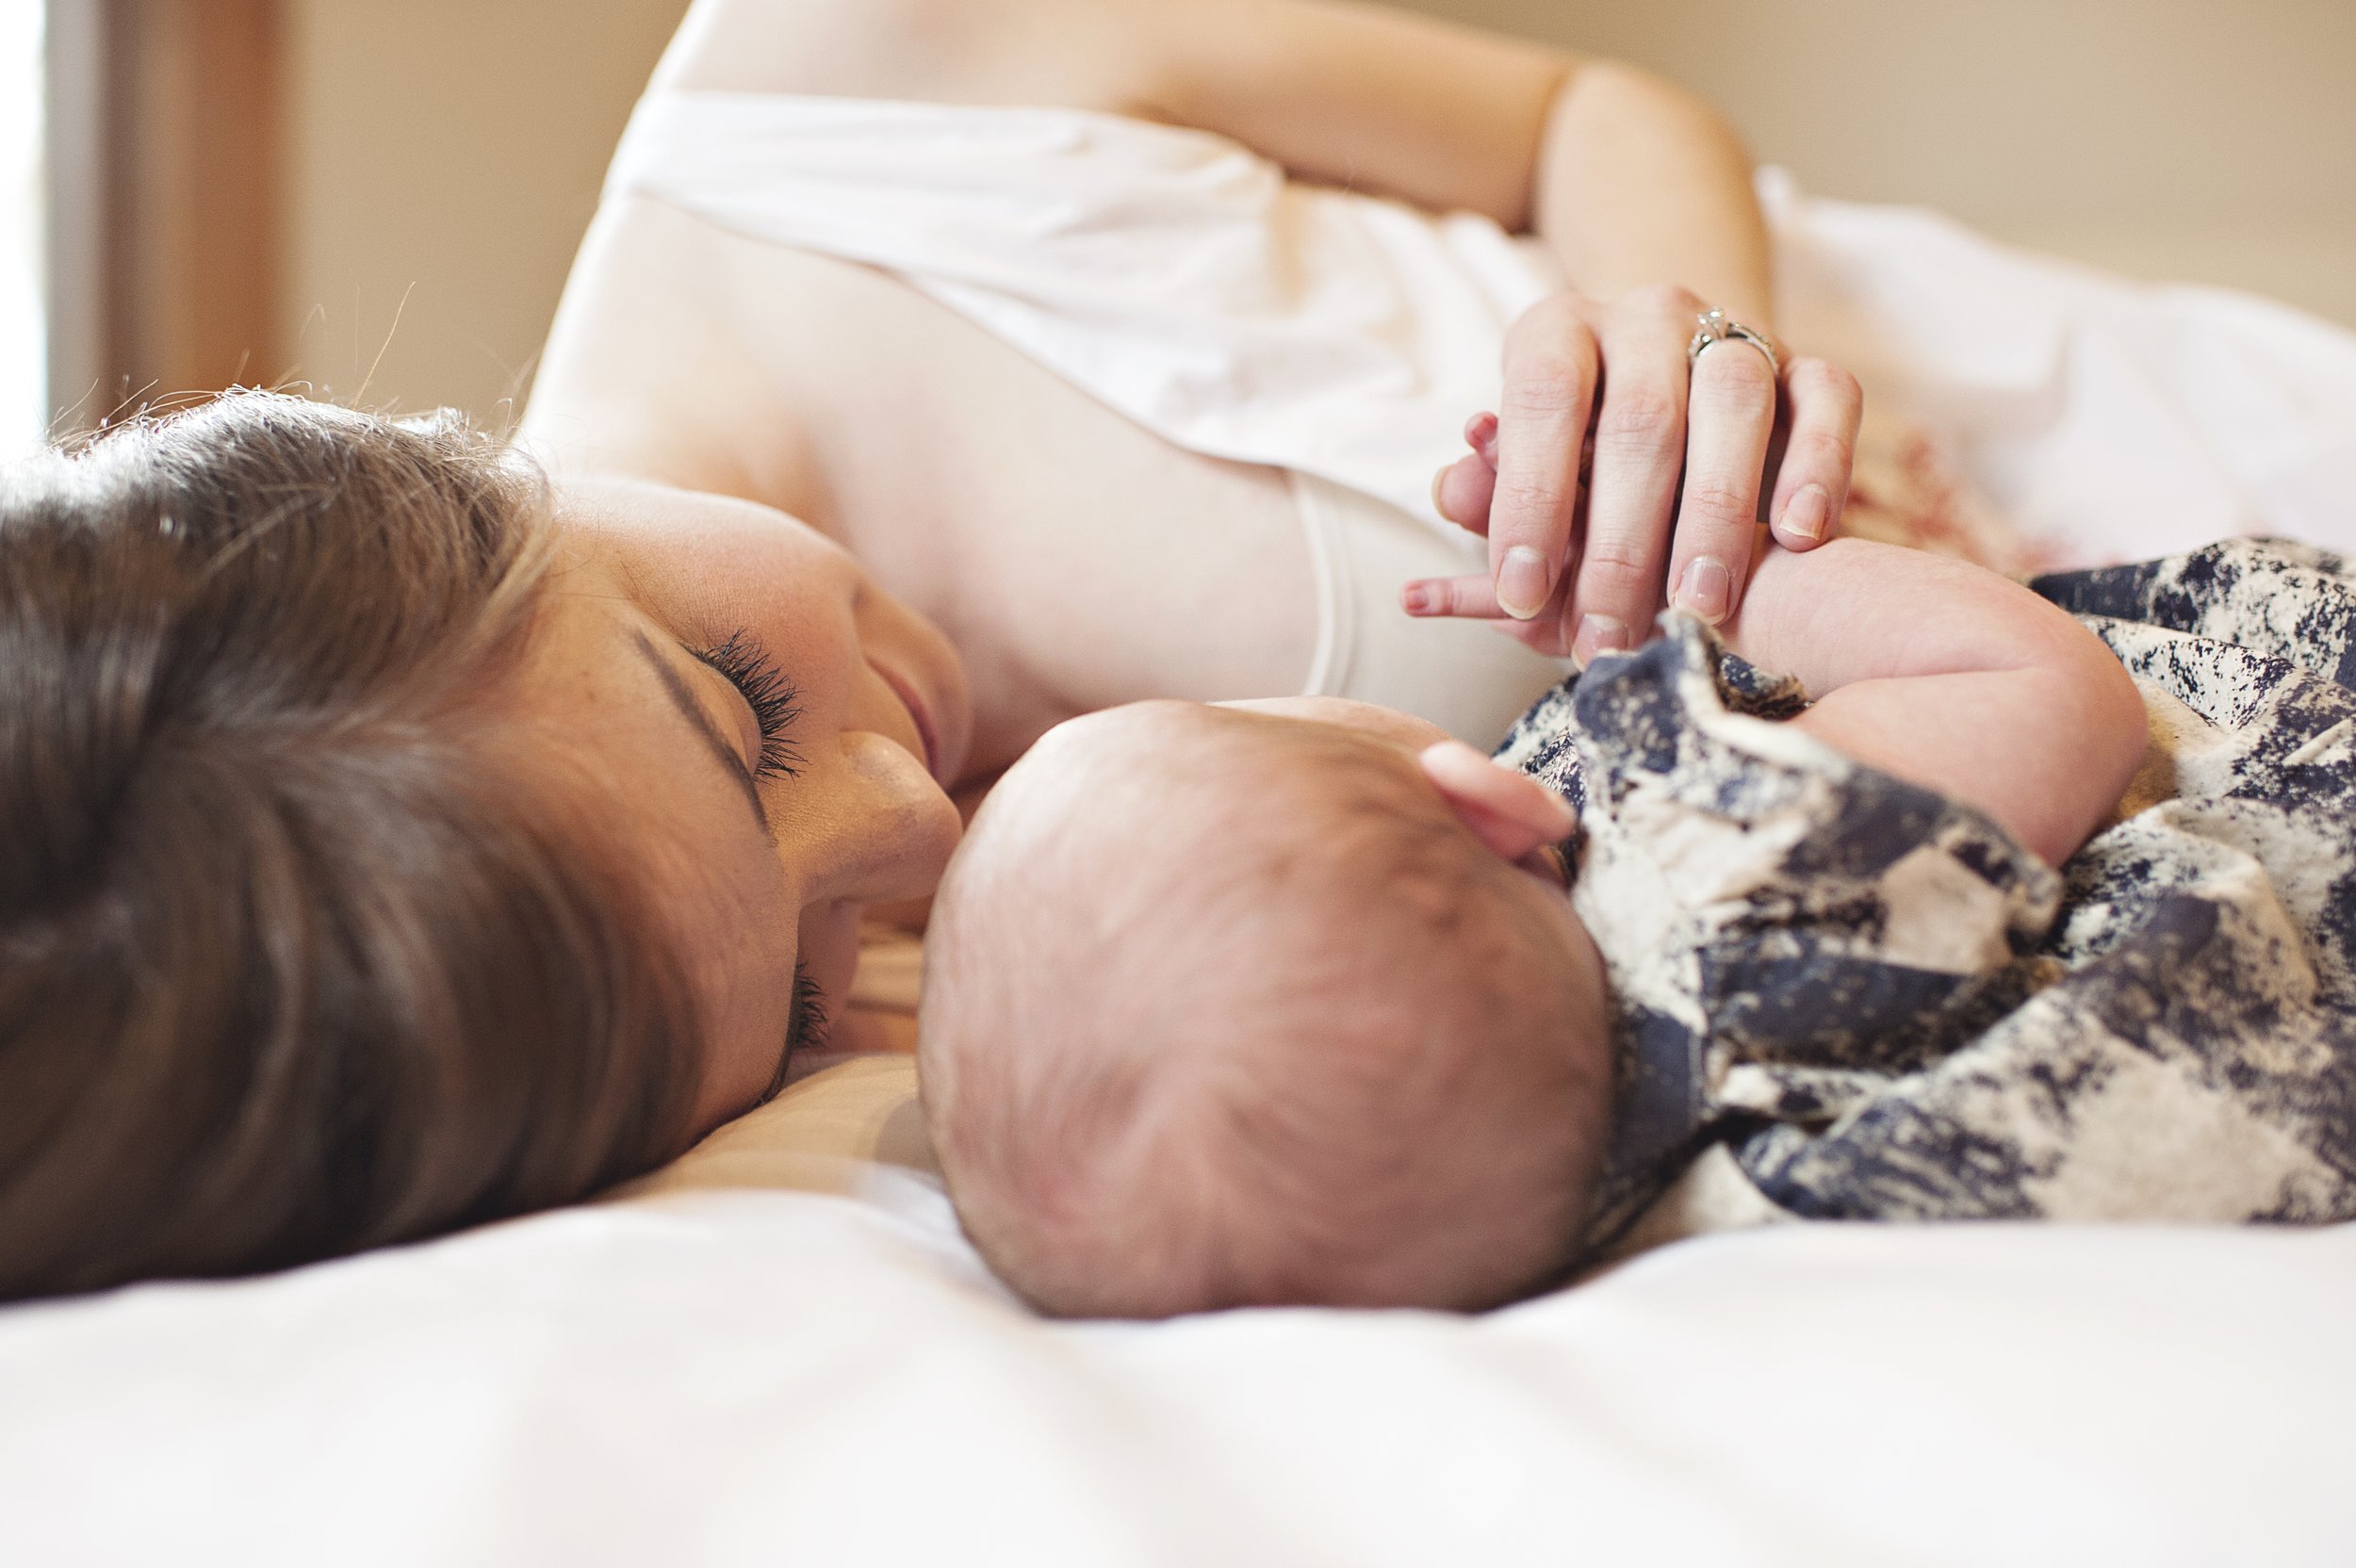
4;1167;2351;1567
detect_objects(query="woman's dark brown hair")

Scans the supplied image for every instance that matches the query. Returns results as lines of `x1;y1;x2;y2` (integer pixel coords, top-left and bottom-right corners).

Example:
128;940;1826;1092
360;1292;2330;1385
0;390;699;1302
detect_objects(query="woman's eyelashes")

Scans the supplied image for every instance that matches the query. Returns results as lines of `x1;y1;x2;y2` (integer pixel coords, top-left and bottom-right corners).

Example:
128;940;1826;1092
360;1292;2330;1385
698;629;805;781
789;963;830;1058
757;963;830;1107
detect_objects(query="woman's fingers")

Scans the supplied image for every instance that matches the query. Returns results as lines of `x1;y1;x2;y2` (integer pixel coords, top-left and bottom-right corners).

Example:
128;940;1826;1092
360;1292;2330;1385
1764;355;1862;550
1664;335;1779;625
1487;298;1600;619
1565;286;1694;667
1442;290;1862;649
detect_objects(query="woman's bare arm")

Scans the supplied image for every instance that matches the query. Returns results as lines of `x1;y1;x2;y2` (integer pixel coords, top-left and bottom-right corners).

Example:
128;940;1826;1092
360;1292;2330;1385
663;0;1854;649
1092;0;1844;653
661;0;1761;301
659;0;1571;224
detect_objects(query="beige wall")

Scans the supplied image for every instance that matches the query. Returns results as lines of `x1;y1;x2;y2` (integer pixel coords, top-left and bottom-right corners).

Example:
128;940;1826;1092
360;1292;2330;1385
279;0;2356;420
1432;0;2356;327
280;0;691;418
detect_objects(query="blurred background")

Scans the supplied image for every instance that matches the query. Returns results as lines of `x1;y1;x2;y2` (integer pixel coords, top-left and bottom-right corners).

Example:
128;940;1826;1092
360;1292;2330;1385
10;0;2356;451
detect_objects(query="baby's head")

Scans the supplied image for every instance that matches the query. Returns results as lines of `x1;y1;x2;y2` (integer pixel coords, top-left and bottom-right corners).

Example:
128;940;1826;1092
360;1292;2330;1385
920;697;1614;1318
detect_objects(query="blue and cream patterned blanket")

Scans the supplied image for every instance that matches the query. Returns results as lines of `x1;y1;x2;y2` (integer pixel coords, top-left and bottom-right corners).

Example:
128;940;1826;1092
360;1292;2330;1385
1497;539;2356;1251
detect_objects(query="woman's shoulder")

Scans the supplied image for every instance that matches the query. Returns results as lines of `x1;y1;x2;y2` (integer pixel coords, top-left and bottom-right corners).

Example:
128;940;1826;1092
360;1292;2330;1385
520;189;820;495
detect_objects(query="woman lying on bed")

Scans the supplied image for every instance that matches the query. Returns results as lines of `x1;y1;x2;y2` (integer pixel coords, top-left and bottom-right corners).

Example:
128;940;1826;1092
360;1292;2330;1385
0;0;1873;1301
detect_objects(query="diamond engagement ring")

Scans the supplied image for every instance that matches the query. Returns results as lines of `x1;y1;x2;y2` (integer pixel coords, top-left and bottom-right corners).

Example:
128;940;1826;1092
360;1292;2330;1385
1687;308;1781;379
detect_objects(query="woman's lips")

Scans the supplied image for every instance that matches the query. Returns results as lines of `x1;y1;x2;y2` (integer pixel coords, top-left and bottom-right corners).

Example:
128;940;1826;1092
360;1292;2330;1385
871;661;941;782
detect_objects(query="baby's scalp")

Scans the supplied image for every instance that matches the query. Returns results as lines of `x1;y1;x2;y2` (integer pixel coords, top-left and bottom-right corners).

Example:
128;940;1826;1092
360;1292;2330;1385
919;700;1614;1318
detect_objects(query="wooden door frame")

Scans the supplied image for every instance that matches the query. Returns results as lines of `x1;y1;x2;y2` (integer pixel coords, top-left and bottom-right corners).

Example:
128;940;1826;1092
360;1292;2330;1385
45;0;284;430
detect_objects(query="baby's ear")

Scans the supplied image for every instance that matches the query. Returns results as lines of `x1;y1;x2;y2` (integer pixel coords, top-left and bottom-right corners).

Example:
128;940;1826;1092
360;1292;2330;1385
1417;741;1577;865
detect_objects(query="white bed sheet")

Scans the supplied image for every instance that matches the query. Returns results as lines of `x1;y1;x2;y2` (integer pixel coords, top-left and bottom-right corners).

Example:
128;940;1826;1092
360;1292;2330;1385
2;1155;2348;1567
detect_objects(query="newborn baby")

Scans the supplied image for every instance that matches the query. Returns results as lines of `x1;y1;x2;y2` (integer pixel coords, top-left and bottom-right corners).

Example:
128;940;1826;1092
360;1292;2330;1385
922;692;1616;1315
922;536;2356;1317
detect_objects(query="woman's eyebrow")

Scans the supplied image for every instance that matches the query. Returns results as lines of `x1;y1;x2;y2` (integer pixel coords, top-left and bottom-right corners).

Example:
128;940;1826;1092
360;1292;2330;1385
627;629;774;839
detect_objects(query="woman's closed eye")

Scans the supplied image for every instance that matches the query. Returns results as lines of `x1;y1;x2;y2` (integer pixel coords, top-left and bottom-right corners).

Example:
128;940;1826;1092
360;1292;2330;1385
696;629;805;782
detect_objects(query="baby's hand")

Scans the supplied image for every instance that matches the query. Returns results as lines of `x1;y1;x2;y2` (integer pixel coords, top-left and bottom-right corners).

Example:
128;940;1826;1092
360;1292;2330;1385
1405;415;1592;660
1418;738;1575;872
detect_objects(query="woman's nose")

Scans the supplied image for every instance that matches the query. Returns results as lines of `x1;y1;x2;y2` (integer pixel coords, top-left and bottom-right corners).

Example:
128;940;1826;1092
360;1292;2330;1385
795;728;963;906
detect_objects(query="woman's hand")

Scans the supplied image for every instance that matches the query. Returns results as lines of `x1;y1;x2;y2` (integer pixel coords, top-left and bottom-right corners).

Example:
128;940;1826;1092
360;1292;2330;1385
1415;284;1862;662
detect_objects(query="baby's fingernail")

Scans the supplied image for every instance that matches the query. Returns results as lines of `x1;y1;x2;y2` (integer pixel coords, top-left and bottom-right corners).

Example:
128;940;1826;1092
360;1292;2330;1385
1497;547;1551;620
1677;556;1733;623
1783;483;1829;541
1573;613;1631;667
1464;411;1498;460
1402;581;1435;615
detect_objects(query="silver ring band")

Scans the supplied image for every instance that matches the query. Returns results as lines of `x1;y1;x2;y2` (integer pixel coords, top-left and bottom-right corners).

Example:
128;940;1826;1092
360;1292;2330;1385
1687;307;1781;380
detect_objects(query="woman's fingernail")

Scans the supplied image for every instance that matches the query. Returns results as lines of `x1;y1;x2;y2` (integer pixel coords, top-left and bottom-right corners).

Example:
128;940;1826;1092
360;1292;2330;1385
1497;547;1551;620
1677;557;1733;623
1431;466;1453;518
1572;613;1630;667
1783;484;1829;541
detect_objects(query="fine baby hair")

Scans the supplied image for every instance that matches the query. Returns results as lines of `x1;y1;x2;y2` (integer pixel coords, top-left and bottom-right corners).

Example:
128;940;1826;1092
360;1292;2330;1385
919;698;1613;1318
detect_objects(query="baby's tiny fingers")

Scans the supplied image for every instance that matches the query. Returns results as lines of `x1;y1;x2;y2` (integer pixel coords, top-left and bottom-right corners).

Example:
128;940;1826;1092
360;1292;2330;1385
1464;411;1499;467
1411;574;1578;658
1402;573;1509;619
1432;452;1497;535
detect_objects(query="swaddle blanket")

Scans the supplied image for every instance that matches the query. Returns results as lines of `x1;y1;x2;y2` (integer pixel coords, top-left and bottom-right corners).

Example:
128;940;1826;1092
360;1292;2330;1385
1497;539;2356;1250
